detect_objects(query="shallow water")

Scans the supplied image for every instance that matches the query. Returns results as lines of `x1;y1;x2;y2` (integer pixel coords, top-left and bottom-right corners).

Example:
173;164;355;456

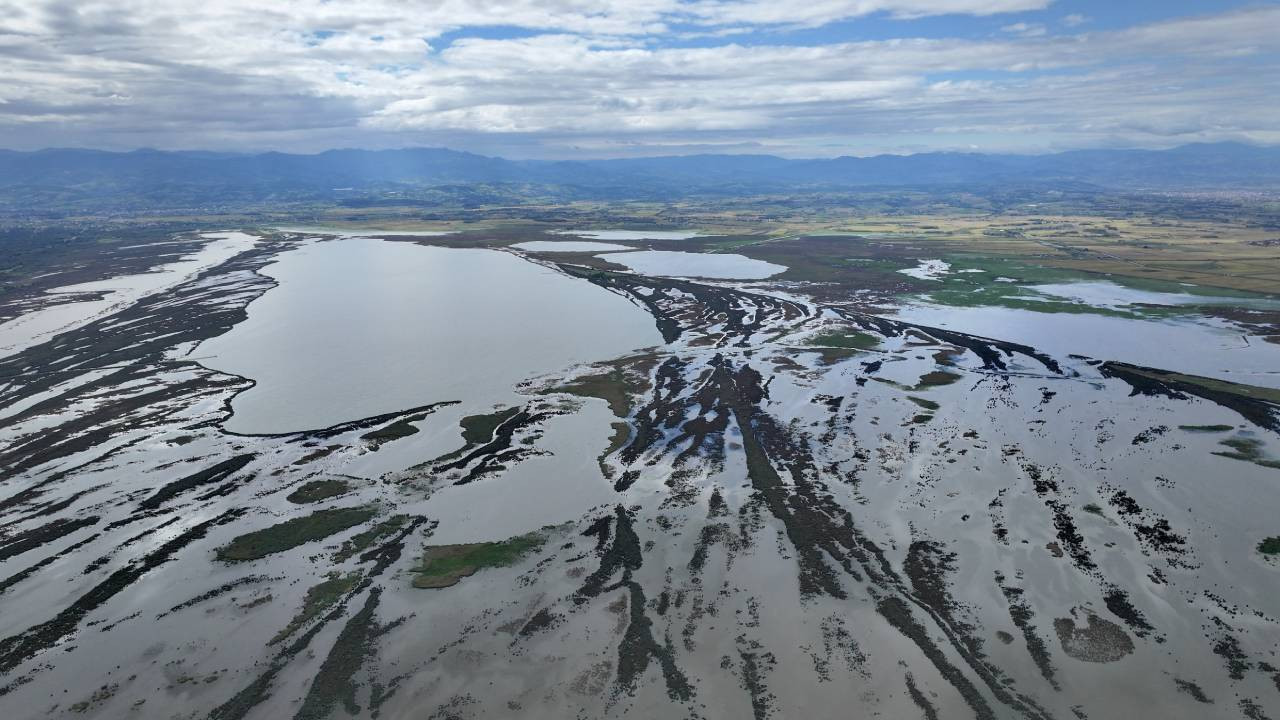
410;398;620;545
554;229;701;241
892;302;1280;388
0;231;256;359
512;241;633;252
6;229;1280;720
1028;280;1279;309
199;238;663;433
898;258;951;280
602;250;786;279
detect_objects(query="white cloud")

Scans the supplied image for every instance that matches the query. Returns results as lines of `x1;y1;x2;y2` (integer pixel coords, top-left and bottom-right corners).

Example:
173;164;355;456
1000;22;1046;37
0;2;1275;156
680;0;1053;29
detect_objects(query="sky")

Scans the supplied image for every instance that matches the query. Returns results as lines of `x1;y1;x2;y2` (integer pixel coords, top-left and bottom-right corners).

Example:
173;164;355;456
0;1;1277;158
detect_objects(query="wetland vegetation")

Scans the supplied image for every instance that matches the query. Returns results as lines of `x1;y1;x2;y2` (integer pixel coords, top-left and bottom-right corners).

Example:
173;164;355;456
216;507;379;562
412;532;546;589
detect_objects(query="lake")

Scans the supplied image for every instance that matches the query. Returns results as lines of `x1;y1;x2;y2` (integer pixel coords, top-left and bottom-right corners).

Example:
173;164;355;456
199;238;664;433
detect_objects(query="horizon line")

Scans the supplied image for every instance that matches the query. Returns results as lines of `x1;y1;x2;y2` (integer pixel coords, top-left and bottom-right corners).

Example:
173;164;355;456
0;140;1273;163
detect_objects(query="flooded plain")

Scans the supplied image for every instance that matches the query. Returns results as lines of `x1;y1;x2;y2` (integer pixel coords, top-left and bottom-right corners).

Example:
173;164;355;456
1028;280;1280;310
0;232;256;359
198;238;663;433
2;227;1279;720
892;301;1280;388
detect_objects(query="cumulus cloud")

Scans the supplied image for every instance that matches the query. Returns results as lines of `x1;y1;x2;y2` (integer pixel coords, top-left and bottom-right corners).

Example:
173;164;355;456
0;1;1275;156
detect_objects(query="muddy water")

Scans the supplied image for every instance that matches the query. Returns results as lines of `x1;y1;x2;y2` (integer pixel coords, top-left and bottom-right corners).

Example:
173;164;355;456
199;238;663;434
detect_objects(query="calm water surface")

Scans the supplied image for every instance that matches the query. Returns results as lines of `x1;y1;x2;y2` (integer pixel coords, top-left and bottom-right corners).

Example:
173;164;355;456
893;302;1280;388
602;250;786;279
200;238;663;433
512;241;633;252
554;229;701;241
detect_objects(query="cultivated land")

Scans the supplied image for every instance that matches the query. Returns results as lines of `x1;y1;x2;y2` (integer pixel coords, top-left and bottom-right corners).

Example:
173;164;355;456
1;194;1279;719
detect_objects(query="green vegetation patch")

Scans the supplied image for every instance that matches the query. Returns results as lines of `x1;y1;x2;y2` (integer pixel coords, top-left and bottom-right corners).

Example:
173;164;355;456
334;515;409;562
269;572;361;645
1213;437;1280;470
920;257;1105;311
286;478;351;504
360;419;419;443
459;407;522;446
604;421;630;457
809;347;864;365
871;377;912;392
908;396;940;411
873;371;963;394
933;348;964;365
916;255;1249;317
927;285;1120;316
412;532;545;589
910;414;934;424
216;506;378;562
545;364;648;418
1258;537;1280;556
916;370;963;387
431;406;524;465
293;445;340;466
1178;424;1235;433
599;421;631;477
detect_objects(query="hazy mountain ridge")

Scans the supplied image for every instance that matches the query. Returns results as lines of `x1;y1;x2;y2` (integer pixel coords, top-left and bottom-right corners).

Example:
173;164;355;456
0;143;1276;215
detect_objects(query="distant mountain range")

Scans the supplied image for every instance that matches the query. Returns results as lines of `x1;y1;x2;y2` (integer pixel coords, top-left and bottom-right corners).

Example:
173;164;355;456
1;143;1276;214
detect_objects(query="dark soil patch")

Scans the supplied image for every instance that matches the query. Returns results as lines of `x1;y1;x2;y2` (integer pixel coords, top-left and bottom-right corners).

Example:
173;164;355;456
139;454;255;510
1053;612;1134;663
